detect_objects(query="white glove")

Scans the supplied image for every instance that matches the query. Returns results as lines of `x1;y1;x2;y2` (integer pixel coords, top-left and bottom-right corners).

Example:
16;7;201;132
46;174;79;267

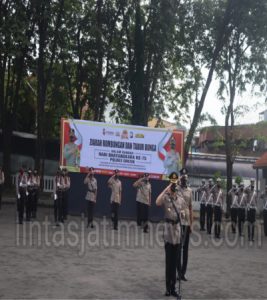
26;191;29;196
54;194;58;200
17;194;21;199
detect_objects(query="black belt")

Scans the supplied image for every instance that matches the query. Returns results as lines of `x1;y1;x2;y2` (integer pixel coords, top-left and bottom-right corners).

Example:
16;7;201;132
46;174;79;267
165;218;179;225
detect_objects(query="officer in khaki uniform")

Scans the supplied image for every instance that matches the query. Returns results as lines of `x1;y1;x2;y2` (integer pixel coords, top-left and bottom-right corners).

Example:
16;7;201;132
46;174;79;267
156;172;185;297
177;168;193;281
228;184;238;233
196;179;207;231
261;185;267;237
27;169;35;221
133;173;151;232
84;167;97;228
211;178;224;239
206;179;215;235
32;169;40;218
16;167;28;224
0;166;5;210
53;168;65;225
237;182;247;237
108;169;122;230
245;179;257;242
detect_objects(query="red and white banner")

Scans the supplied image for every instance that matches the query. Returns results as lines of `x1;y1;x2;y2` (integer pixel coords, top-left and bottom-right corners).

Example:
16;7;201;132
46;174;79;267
60;118;184;179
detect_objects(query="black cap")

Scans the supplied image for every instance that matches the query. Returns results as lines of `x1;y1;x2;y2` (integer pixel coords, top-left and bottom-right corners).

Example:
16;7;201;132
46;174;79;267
169;172;179;183
114;169;119;174
179;167;188;176
144;173;149;177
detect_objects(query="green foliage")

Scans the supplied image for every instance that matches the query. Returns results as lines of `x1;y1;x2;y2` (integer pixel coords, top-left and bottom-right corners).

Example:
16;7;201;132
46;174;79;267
213;171;226;190
234;176;243;185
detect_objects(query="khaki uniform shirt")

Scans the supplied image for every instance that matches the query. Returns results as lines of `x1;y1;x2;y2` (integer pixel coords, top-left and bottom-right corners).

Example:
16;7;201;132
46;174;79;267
84;176;97;203
246;187;257;209
261;194;267;210
162;192;185;245
238;190;247;208
16;173;28;195
206;185;215;205
108;178;122;204
179;186;193;226
136;181;151;206
212;186;224;207
197;184;207;204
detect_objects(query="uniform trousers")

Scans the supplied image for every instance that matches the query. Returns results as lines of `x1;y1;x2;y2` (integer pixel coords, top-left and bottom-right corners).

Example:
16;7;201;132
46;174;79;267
263;210;267;237
111;202;119;229
230;207;238;233
206;204;213;234
200;203;206;230
18;188;27;223
247;208;256;241
87;201;95;226
54;191;64;223
177;225;190;277
32;189;38;218
27;189;35;220
165;242;180;293
63;190;68;220
136;201;142;226
214;206;222;238
238;208;246;236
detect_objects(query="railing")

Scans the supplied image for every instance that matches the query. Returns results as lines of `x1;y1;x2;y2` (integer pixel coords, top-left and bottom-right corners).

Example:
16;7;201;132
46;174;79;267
11;175;54;193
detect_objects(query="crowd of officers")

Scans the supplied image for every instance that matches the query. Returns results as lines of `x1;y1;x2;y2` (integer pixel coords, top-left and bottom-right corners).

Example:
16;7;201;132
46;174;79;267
6;165;267;297
197;178;267;241
15;167;41;224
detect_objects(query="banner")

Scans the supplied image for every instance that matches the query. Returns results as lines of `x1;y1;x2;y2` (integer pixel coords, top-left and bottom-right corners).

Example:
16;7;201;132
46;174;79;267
60;118;184;179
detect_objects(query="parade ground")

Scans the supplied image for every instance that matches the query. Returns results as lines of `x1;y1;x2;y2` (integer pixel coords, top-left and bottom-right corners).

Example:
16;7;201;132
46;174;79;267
0;203;267;299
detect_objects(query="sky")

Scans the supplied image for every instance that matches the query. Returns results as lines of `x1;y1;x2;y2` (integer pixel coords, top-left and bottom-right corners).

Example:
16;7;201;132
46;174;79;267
168;81;267;129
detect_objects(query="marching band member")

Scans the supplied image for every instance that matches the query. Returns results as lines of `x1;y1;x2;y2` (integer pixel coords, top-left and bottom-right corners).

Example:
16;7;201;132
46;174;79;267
206;179;215;235
228;184;238;234
27;169;35;221
156;172;185;297
197;179;207;231
16;167;28;224
237;182;247;237
84;167;97;228
133;173;151;233
108;169;122;230
211;178;224;239
245;179;257;242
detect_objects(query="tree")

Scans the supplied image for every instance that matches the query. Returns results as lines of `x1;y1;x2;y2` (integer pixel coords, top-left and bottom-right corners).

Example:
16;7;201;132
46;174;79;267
216;0;267;214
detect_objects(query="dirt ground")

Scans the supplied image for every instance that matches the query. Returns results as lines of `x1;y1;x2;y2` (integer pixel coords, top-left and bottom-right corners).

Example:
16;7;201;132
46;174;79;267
0;203;267;299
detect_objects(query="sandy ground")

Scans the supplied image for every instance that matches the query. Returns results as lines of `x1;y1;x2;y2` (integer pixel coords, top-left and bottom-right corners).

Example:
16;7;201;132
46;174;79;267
0;203;267;299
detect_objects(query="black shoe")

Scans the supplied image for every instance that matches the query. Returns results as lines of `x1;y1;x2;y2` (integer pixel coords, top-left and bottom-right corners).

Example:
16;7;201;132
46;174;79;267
113;227;118;231
90;223;94;229
181;275;188;281
165;291;171;296
19;221;23;224
170;290;178;297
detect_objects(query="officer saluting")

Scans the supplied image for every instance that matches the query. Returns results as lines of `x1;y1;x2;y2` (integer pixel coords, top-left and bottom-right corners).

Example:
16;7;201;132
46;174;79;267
84;167;97;228
156;172;185;297
133;173;151;233
245;179;257;242
260;185;267;237
228;184;238;233
108;169;122;230
197;179;207;231
211;178;224;239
